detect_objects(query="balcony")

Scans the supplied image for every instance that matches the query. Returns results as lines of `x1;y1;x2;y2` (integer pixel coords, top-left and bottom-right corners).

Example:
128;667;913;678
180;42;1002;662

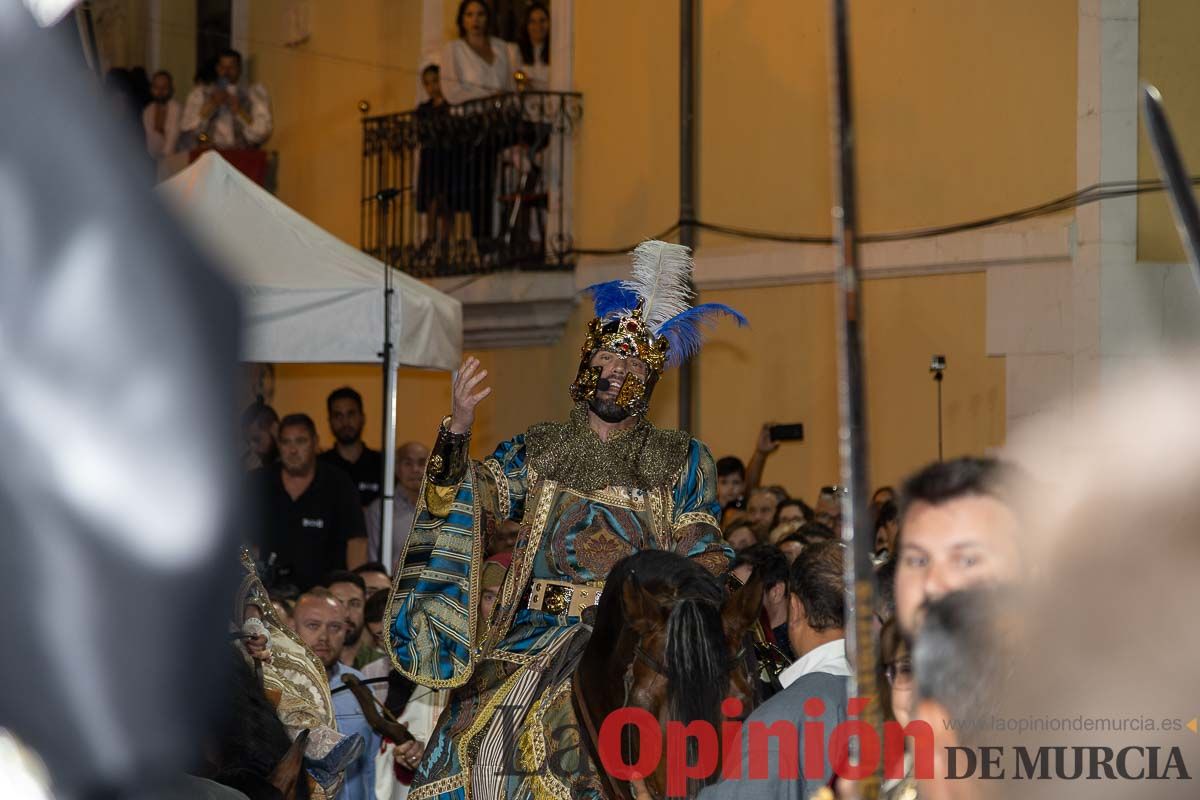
360;91;582;279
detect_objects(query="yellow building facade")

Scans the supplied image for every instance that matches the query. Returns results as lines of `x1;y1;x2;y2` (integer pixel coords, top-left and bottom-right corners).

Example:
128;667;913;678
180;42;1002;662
121;1;1200;497
243;0;1083;495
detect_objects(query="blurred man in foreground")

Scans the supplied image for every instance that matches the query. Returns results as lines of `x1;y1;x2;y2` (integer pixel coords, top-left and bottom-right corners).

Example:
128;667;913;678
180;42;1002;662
893;458;1022;638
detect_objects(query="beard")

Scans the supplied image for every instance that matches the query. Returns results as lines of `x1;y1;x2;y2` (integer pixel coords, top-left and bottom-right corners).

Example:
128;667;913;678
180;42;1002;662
333;428;362;446
281;456;313;477
343;624;362;648
588;395;632;423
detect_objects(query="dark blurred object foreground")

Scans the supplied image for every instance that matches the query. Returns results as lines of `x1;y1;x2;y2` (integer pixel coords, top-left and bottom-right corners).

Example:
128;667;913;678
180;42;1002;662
0;1;242;797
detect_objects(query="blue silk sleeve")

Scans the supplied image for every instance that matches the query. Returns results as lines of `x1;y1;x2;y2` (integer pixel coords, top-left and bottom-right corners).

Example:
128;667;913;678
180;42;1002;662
671;439;734;573
386;436;528;687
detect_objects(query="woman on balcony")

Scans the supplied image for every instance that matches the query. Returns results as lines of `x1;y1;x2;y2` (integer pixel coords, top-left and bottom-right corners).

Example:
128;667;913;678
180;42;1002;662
502;2;553;260
507;2;549;92
440;0;515;104
440;0;515;254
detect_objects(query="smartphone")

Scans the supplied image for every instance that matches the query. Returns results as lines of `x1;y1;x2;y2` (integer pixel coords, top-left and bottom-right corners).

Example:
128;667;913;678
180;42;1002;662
769;423;804;442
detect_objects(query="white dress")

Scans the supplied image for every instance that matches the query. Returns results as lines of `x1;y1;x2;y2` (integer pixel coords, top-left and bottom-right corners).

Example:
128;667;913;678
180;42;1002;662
142;99;181;157
438;37;515;104
506;41;549;91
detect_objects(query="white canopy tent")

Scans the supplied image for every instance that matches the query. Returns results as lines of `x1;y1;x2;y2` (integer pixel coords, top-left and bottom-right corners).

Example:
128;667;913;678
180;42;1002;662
160;152;462;568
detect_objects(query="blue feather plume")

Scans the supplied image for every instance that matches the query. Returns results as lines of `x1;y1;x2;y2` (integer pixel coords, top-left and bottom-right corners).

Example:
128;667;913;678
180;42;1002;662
584;280;641;319
656;303;749;368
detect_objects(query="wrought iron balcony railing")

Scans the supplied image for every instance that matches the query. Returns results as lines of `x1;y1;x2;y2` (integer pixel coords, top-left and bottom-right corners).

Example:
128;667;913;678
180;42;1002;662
361;90;582;278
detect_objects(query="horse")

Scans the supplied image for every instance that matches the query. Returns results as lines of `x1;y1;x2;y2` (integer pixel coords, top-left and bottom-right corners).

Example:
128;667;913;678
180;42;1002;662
201;647;312;800
572;550;764;800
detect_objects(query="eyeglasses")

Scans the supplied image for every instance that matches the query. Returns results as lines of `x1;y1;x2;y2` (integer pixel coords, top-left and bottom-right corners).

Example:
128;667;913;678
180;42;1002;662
725;572;746;593
885;659;913;690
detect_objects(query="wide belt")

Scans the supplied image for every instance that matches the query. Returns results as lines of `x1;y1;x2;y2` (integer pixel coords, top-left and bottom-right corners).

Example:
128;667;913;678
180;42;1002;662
527;578;604;618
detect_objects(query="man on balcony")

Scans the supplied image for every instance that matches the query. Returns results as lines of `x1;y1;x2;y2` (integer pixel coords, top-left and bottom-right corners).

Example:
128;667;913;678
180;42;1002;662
181;47;273;150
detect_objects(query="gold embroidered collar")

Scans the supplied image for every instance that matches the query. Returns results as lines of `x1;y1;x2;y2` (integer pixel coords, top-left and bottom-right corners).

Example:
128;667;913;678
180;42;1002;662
524;404;691;492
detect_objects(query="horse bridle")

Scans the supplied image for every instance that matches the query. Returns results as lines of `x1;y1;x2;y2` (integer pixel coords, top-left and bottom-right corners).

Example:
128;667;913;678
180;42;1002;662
631;641;747;681
621;643;668;800
618;640;749;800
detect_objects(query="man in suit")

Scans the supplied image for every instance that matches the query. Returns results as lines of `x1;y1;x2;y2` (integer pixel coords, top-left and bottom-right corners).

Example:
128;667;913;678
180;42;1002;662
701;540;851;799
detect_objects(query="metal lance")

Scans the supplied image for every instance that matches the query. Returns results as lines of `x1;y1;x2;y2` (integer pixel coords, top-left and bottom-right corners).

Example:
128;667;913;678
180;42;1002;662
1141;85;1200;294
827;0;883;795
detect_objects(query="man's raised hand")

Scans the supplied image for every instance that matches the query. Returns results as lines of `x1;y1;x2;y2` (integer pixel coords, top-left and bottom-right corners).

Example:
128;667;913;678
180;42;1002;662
449;356;491;434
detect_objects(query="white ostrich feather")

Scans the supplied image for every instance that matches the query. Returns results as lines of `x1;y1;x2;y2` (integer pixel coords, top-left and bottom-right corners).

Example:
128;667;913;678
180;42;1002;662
622;240;694;332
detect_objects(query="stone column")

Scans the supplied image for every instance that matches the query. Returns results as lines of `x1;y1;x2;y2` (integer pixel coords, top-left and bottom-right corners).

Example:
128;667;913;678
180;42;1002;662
989;0;1141;435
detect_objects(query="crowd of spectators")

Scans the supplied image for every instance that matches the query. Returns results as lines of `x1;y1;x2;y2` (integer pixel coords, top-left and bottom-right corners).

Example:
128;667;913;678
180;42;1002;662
243;386;425;590
235;380;1181;800
238;388;1016;799
108;2;548;262
238;384;521;799
705;442;1029;799
104;47;272;174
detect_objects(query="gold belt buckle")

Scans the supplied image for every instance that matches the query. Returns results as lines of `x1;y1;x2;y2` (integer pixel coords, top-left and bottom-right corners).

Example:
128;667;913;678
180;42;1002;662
530;580;604;618
542;583;571;616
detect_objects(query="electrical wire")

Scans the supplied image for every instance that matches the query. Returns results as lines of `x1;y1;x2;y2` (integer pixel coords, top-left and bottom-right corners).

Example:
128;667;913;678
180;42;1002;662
563;177;1200;256
439;273;487;294
569;223;682;256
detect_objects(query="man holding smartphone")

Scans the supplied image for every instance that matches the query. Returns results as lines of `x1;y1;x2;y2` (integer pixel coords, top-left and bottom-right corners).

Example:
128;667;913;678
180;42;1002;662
731;422;805;511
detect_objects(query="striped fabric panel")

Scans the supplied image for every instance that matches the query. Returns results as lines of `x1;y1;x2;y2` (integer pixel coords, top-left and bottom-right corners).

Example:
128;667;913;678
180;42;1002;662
390;466;481;684
390;436;530;686
672;439;735;566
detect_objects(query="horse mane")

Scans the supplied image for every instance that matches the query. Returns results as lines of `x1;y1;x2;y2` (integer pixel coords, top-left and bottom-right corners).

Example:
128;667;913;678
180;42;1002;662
596;549;722;620
209;647;308;800
600;550;729;796
662;567;727;797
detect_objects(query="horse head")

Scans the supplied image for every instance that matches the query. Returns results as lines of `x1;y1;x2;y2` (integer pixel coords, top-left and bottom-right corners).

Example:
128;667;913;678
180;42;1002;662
578;550;763;800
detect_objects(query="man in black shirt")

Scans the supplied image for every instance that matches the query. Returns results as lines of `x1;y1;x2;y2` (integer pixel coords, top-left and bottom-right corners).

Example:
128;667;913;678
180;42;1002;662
253;413;367;591
318;386;384;507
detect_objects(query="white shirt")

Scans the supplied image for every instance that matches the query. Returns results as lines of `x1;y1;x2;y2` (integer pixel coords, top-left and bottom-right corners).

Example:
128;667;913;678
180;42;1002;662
506;41;549;90
360;656;393;706
142;99;181;158
373;684;449;800
181;82;273;148
439;37;515;104
777;637;852;689
328;662;377;800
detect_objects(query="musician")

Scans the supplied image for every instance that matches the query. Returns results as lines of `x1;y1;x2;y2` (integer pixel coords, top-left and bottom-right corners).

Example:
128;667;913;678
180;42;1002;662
180;48;272;149
386;241;745;799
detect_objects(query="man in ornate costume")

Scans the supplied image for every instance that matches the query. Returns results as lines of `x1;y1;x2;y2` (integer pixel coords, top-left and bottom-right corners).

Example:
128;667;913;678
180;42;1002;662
386;242;746;799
